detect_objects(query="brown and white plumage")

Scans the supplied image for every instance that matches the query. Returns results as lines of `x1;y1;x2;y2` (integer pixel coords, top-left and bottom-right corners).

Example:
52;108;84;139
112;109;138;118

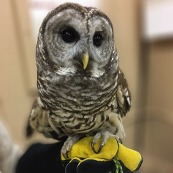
27;3;131;157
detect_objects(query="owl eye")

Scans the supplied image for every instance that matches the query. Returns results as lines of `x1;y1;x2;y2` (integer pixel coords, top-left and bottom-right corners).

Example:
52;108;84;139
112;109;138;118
93;32;104;47
60;27;79;43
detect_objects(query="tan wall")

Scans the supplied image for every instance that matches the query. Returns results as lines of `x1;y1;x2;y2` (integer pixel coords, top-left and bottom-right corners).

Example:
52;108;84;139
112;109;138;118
143;41;173;172
0;0;36;146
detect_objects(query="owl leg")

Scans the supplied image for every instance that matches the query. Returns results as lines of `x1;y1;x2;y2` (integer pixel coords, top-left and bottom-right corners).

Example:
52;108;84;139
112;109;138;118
61;135;83;159
91;112;125;153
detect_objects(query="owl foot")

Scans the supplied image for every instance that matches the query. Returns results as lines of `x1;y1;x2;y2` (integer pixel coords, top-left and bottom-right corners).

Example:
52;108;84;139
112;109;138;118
91;131;122;153
61;135;82;159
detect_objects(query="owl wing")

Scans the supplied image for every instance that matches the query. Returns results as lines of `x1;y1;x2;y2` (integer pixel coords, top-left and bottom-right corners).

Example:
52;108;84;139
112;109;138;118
116;68;131;117
26;97;59;139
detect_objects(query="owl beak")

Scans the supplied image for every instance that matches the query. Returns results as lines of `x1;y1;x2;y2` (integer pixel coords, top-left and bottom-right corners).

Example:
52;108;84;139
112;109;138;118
82;53;89;70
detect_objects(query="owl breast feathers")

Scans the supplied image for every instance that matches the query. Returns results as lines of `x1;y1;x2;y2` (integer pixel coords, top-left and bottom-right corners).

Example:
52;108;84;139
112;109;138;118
27;2;131;156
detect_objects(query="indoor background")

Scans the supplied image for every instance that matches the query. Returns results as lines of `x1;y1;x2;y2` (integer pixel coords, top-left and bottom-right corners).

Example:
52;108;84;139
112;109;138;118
0;0;173;172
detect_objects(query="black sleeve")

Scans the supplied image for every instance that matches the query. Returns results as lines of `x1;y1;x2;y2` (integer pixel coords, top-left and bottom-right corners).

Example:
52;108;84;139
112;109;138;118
15;141;133;173
15;142;65;173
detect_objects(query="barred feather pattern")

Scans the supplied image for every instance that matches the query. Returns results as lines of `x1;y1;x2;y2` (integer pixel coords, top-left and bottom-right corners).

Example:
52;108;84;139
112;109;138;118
33;54;131;139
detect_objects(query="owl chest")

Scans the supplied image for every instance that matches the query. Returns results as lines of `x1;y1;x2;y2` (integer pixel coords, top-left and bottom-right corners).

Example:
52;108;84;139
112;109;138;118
40;79;105;108
38;74;118;114
49;95;118;135
40;77;118;134
42;86;115;113
50;107;112;135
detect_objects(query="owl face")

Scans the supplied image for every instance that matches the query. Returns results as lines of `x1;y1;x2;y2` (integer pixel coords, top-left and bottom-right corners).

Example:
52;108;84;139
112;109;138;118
38;3;116;78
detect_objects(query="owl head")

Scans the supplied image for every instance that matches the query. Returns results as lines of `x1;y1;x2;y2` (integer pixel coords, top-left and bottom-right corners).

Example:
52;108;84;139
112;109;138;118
36;3;118;78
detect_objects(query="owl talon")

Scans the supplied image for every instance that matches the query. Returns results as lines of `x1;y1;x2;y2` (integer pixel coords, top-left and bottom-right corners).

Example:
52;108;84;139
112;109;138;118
91;139;105;153
98;143;104;152
61;145;70;159
91;131;118;153
96;143;104;154
91;141;99;153
61;135;82;159
91;132;102;153
62;150;69;159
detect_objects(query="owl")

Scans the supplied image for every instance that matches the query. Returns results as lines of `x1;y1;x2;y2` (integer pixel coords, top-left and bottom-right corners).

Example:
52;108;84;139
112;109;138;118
27;2;131;158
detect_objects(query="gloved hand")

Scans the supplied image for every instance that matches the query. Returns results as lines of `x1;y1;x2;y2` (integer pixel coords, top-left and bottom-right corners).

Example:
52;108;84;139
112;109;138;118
61;137;143;173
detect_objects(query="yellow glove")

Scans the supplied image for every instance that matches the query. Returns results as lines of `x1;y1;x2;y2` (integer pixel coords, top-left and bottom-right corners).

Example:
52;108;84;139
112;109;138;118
61;137;143;172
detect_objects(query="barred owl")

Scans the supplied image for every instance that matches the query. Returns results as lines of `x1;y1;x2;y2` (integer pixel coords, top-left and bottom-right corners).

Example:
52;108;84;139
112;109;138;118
27;3;131;158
